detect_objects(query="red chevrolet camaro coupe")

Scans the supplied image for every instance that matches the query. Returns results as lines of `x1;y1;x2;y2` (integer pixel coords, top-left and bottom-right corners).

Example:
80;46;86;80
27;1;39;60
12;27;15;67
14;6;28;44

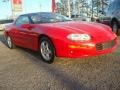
4;12;118;63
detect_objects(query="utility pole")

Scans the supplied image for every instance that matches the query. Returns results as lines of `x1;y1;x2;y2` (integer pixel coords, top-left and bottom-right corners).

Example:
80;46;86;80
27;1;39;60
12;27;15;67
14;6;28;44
52;0;55;13
91;0;94;21
10;0;14;19
101;0;104;12
39;4;42;12
68;0;71;18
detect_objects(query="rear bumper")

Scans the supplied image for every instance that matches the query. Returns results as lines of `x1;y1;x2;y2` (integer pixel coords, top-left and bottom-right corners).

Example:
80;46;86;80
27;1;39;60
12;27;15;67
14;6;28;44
56;38;118;58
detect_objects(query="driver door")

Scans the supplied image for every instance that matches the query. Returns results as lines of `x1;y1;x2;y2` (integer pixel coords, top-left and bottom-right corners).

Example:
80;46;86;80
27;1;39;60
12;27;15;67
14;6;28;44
12;15;35;49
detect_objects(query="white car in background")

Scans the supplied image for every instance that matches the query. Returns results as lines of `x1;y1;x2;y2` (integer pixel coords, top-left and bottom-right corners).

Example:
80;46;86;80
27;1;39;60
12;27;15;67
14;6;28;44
0;19;13;31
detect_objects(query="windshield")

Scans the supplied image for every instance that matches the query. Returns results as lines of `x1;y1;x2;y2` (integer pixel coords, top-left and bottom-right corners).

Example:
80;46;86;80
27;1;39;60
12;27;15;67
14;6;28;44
30;13;72;24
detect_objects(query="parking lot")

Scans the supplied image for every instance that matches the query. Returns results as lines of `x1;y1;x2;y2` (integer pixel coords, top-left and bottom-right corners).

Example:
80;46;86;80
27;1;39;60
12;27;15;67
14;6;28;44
0;31;120;90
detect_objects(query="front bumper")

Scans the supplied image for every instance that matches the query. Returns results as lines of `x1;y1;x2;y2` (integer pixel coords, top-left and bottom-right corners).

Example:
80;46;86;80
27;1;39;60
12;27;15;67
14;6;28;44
56;37;118;58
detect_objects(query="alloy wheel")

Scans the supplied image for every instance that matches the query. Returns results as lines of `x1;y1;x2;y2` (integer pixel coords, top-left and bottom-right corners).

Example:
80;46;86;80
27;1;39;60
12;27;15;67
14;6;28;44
40;41;53;61
7;36;12;48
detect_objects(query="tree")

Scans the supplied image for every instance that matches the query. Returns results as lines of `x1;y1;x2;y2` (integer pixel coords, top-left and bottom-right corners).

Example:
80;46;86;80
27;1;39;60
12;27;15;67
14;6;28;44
59;0;74;16
74;0;90;16
91;0;109;18
58;0;110;19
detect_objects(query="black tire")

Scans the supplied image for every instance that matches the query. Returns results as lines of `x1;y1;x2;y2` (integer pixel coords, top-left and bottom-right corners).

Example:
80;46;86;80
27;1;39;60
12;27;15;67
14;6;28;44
112;21;119;35
39;37;55;64
6;36;16;49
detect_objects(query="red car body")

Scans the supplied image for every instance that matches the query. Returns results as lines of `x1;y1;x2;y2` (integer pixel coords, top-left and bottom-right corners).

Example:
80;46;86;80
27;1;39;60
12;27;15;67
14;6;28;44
4;13;118;59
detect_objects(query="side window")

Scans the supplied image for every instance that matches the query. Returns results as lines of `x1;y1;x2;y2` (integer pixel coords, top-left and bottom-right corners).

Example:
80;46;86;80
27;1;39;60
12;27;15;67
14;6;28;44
15;16;30;26
31;15;42;24
31;14;54;23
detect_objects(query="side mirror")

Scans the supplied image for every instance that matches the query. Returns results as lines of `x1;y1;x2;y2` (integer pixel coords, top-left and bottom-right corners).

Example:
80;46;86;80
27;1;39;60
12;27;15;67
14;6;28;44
21;24;33;30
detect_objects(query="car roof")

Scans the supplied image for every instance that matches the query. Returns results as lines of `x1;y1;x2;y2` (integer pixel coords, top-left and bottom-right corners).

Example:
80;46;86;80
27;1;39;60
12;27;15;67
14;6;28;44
20;12;53;17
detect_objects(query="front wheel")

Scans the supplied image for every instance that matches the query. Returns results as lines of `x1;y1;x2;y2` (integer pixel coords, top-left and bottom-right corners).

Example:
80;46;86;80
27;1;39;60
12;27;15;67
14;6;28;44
39;37;55;64
6;36;15;49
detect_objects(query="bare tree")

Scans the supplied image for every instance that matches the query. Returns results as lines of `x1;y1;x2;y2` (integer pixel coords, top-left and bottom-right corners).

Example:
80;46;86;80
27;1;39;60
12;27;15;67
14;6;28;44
58;0;110;19
91;0;109;18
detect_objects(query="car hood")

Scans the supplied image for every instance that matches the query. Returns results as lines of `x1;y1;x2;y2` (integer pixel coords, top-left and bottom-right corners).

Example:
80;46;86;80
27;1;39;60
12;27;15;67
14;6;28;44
38;21;116;42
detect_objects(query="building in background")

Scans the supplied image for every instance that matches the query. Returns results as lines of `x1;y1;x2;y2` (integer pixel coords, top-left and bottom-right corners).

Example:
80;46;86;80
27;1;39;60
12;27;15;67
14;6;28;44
2;0;23;19
12;0;22;12
12;0;22;19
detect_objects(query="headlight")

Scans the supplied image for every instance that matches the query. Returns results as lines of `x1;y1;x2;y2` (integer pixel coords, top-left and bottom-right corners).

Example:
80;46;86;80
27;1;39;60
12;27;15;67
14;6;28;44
67;34;91;41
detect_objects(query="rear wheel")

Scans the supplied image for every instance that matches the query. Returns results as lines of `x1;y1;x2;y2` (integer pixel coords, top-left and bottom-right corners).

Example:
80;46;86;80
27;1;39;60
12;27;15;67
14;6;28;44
6;36;15;49
112;21;119;35
39;37;55;64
